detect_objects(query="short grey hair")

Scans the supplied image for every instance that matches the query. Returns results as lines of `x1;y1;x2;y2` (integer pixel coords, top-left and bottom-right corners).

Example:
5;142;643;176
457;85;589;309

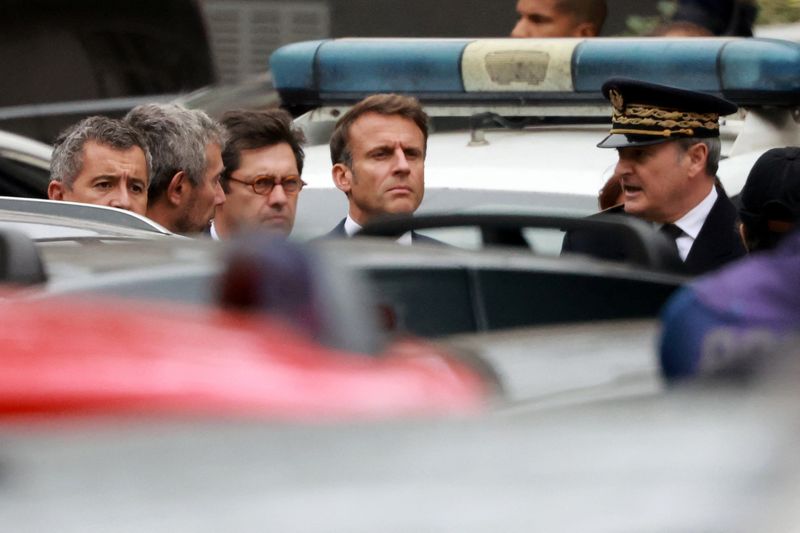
50;116;151;188
675;137;722;176
124;103;227;201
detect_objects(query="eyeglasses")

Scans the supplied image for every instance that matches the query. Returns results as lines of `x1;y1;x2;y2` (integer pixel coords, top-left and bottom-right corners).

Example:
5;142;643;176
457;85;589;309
227;175;306;196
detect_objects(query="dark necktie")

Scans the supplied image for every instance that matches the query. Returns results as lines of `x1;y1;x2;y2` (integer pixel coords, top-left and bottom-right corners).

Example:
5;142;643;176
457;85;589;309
660;223;683;260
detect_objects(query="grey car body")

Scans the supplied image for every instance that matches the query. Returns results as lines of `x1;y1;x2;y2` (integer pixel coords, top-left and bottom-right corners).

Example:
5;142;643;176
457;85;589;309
1;339;796;533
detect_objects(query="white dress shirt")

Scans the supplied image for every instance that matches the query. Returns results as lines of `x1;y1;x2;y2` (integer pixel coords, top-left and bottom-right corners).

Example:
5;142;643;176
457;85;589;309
345;215;413;245
662;186;718;261
209;220;221;241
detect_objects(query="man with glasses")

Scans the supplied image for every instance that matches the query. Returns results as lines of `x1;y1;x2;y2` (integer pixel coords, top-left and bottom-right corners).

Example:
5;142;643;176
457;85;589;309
212;109;306;238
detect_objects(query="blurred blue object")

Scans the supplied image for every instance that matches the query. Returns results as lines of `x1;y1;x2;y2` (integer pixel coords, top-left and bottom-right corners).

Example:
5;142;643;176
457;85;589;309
659;229;800;381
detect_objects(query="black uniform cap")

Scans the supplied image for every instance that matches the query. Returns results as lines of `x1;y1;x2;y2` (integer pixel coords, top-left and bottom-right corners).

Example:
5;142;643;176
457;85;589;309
597;77;738;149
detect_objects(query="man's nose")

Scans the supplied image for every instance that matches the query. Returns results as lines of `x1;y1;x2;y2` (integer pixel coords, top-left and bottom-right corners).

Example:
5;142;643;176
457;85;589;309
268;182;288;206
393;147;410;173
510;19;526;38
614;157;632;177
108;186;131;210
214;181;226;206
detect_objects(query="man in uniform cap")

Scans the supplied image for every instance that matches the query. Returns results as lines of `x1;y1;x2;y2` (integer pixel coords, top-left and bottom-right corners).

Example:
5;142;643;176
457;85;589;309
571;77;746;275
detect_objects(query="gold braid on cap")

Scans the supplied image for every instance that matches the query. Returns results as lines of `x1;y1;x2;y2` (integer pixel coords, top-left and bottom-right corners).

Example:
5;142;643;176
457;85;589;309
611;104;720;137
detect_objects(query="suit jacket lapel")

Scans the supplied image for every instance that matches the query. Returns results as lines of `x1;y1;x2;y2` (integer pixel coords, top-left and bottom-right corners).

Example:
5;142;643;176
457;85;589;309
684;190;746;274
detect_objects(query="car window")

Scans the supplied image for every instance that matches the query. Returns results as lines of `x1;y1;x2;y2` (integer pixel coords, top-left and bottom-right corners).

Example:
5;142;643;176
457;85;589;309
0;156;49;198
367;268;477;337
478;270;679;330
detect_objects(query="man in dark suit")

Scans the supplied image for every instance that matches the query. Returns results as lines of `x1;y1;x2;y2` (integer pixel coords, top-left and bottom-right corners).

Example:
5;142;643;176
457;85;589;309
564;78;746;275
322;93;438;244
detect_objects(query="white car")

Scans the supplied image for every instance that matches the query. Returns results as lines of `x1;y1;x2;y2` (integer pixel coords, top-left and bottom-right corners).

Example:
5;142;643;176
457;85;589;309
269;37;800;240
0;129;51;198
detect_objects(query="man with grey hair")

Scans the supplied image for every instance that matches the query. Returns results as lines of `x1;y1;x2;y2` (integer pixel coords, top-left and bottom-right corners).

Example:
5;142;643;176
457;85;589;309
511;0;607;37
563;78;746;275
48;116;151;215
125;103;226;234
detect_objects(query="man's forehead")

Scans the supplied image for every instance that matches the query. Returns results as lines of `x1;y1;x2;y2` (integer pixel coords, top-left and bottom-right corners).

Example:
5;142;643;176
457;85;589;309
237;143;299;172
517;0;562;15
350;113;424;141
85;140;145;157
82;141;147;170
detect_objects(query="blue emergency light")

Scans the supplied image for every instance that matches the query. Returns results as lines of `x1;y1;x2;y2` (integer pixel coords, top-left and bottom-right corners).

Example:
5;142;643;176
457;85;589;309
270;38;800;108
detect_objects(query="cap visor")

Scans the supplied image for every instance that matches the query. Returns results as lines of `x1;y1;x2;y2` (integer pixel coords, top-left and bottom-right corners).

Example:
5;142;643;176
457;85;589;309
597;133;670;149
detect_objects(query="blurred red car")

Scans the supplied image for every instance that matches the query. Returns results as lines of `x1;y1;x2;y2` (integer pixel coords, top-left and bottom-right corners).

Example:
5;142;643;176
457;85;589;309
0;295;491;420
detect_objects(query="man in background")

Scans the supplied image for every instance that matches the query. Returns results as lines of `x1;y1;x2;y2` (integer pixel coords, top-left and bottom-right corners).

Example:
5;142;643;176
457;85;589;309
511;0;607;38
125;104;226;235
738;147;800;252
212;109;306;238
48;116;150;216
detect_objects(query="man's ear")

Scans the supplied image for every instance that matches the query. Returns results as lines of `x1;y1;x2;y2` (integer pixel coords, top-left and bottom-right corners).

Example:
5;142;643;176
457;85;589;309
47;180;65;200
166;171;188;206
332;163;352;194
686;142;709;178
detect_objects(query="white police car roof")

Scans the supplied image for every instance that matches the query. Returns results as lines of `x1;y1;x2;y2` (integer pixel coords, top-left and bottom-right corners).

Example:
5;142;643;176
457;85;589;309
271;38;800;238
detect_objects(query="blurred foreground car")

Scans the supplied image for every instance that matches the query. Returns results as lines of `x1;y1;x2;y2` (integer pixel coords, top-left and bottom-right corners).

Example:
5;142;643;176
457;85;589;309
1;330;797;532
269;37;800;240
0;195;685;411
0;204;492;419
0;295;489;419
0;201;679;409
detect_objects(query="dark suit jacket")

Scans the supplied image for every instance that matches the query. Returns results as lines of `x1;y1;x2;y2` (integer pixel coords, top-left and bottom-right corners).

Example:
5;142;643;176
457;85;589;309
682;190;747;274
562;188;746;275
321;218;443;245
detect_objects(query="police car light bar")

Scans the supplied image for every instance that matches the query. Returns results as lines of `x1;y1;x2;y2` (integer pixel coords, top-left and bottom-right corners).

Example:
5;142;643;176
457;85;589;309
270;38;800;109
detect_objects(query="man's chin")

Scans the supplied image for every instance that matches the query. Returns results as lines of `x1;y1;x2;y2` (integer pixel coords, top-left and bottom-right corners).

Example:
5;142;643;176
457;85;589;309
623;201;645;216
385;201;421;215
623;203;662;223
259;218;291;236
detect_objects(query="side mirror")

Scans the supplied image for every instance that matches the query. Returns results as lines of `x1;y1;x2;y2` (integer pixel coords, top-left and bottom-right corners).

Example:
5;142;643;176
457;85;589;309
0;229;47;286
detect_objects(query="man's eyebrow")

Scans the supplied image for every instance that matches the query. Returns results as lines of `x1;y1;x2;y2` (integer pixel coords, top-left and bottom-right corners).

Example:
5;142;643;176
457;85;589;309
366;144;393;153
